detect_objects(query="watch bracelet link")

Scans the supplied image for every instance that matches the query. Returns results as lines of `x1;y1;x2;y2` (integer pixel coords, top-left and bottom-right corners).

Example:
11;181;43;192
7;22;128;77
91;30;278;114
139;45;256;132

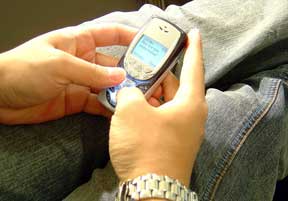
115;173;198;201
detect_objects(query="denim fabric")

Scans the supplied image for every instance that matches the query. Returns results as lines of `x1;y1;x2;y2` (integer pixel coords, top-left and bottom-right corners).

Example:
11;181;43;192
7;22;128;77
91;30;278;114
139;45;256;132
0;114;110;201
194;73;288;201
64;72;288;201
1;0;288;201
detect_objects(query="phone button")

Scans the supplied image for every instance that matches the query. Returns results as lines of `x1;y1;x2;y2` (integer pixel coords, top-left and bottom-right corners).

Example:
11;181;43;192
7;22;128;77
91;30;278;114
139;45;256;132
106;90;116;107
119;78;136;88
109;87;115;93
138;84;149;93
107;78;136;107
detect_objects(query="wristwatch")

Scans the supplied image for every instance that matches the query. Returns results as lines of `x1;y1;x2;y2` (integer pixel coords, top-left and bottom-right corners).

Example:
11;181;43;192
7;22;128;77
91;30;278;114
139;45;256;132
115;173;198;201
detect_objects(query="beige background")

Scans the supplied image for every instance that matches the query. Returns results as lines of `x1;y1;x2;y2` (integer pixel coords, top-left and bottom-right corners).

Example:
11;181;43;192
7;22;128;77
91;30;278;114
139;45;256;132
0;0;189;52
0;0;142;52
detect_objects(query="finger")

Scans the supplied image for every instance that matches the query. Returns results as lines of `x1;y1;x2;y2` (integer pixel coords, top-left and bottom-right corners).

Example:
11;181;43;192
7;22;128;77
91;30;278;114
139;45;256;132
0;106;61;125
47;24;137;47
162;72;179;102
91;87;101;94
148;97;161;107
64;84;112;117
64;84;90;115
93;53;121;92
78;23;137;47
94;52;119;66
150;72;179;101
151;85;163;99
176;29;205;102
84;93;113;118
116;87;148;112
59;52;126;89
0;93;66;124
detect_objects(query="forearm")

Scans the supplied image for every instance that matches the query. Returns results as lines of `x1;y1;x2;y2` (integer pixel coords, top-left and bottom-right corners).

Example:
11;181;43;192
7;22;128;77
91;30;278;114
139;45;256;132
0;52;9;106
0;52;11;123
0;53;6;80
0;50;14;84
0;51;16;109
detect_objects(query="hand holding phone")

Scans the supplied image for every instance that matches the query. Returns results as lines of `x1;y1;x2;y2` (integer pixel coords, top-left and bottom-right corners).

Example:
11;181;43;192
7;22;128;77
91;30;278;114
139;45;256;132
109;29;207;186
98;17;187;111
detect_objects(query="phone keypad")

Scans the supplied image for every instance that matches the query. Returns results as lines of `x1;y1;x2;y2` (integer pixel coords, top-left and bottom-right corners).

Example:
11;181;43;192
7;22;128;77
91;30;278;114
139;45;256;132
119;78;136;89
138;84;150;93
107;78;137;107
124;57;155;80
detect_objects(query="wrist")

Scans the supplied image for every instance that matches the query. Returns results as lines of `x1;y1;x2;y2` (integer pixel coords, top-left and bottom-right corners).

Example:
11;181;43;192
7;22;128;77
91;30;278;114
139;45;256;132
0;51;11;81
0;53;8;99
0;53;6;78
0;51;15;109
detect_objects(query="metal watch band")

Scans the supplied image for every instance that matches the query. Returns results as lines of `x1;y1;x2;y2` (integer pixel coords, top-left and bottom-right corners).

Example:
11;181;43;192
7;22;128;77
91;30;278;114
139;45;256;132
115;173;198;201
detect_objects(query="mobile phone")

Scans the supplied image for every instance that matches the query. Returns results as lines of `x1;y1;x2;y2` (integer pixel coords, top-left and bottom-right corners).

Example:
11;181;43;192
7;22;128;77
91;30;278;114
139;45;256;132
98;17;187;112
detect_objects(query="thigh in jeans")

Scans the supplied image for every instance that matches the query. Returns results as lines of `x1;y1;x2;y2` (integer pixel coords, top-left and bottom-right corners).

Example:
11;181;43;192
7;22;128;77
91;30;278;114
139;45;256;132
0;113;110;201
69;67;287;201
192;66;288;201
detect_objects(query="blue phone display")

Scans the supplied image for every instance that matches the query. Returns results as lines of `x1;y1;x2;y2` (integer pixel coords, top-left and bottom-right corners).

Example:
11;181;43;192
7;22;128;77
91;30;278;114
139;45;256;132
132;35;168;68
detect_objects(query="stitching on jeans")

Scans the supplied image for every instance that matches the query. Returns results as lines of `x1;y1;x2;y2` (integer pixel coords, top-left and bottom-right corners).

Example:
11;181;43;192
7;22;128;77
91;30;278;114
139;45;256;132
201;79;282;201
211;79;281;200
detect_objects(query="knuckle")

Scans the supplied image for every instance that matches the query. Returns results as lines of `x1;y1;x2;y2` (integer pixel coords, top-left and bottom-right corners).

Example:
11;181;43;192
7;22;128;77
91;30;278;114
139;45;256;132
48;51;69;66
89;65;103;82
191;99;207;112
112;24;121;44
94;65;107;76
176;99;208;123
47;51;72;78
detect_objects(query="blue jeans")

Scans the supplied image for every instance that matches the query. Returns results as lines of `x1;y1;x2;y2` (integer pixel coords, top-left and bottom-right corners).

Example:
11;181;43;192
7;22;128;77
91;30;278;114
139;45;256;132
1;0;288;200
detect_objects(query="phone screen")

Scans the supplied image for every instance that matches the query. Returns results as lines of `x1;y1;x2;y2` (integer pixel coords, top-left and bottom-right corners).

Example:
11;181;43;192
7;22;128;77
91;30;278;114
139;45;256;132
132;35;168;68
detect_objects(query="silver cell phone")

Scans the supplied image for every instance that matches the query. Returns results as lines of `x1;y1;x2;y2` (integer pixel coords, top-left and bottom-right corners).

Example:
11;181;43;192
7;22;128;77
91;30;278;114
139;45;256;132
98;17;187;112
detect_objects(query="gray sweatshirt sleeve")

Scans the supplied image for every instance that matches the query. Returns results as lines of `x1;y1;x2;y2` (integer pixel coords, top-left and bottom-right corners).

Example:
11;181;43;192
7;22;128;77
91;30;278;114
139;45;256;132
83;0;288;87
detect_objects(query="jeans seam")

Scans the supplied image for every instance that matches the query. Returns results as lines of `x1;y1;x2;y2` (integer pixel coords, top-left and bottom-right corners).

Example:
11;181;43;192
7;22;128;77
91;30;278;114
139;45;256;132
201;79;282;201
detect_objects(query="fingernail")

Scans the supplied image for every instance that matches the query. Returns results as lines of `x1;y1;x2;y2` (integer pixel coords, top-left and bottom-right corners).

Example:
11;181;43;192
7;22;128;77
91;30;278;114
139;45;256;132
186;28;201;48
108;67;126;83
189;28;200;37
